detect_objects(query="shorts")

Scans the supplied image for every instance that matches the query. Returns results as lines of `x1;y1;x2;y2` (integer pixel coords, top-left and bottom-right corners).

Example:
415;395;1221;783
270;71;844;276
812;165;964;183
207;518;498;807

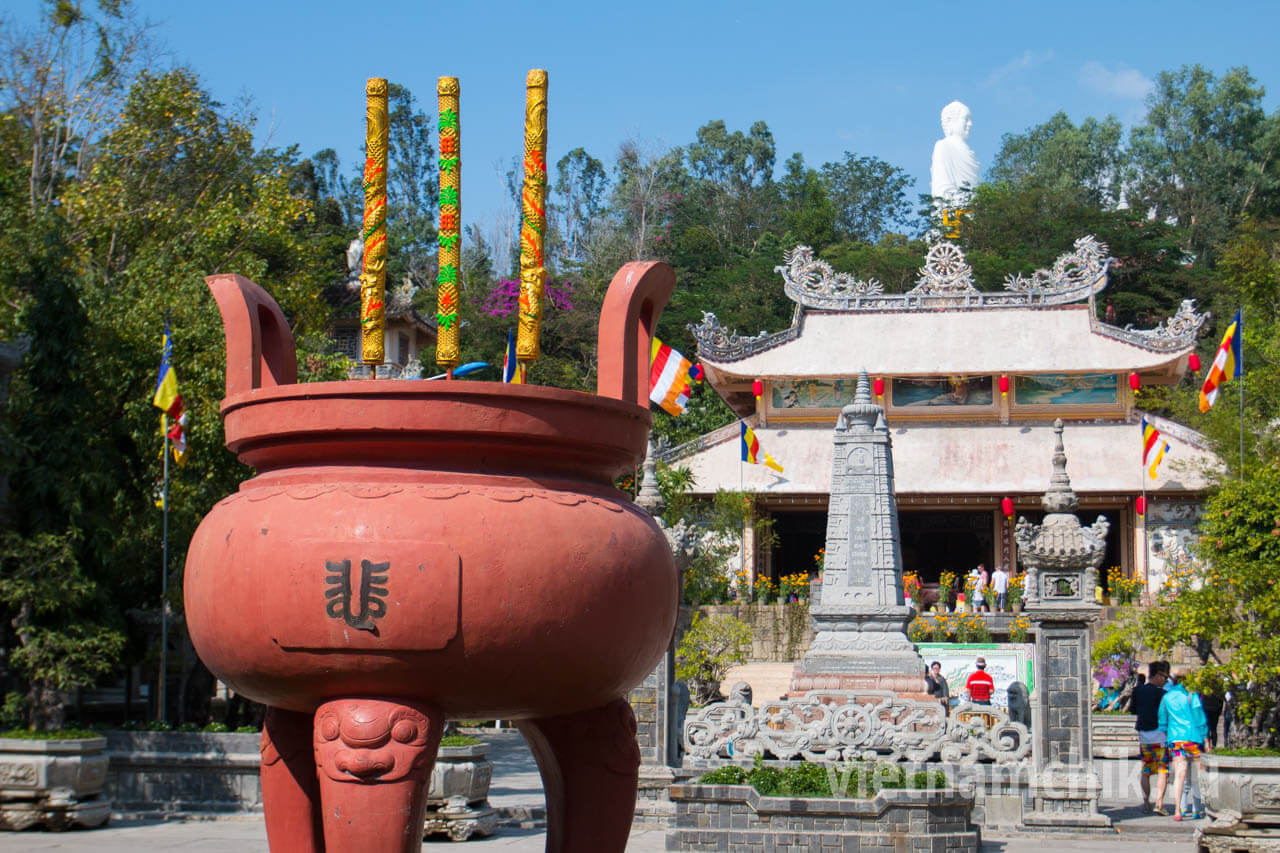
1171;741;1202;759
1140;743;1170;775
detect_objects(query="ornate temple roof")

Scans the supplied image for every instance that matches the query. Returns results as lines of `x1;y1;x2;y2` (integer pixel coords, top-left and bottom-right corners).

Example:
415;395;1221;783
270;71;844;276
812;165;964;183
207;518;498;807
691;238;1207;381
660;413;1216;498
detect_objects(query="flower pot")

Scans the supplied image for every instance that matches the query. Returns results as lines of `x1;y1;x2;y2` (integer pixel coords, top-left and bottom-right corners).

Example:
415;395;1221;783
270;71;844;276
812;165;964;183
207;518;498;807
0;736;110;830
1201;753;1280;824
187;264;680;852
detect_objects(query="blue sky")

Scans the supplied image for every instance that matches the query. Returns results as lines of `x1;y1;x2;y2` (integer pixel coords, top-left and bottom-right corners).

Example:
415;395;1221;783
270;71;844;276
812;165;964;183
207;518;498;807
13;1;1280;241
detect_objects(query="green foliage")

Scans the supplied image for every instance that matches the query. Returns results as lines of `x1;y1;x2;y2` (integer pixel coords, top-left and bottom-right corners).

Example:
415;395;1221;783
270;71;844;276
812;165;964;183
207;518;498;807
698;765;747;785
1114;461;1280;746
439;734;482;747
1217;747;1280;757
675;612;751;704
699;760;947;798
988;112;1127;208
779;761;832;797
0;727;100;740
1130;65;1280;264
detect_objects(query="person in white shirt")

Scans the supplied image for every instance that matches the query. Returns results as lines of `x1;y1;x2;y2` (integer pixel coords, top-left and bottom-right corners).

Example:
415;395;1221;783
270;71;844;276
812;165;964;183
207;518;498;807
992;566;1010;612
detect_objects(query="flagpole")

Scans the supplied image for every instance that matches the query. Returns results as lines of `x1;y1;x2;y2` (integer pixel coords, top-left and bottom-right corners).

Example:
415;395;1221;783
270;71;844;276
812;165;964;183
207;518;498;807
1238;305;1245;475
159;416;169;725
1140;460;1149;604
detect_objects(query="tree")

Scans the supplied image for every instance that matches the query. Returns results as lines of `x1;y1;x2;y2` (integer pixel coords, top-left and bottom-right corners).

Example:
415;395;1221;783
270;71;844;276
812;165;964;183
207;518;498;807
0;0;150;213
1130;461;1280;747
778;152;835;250
675;611;751;705
1;67;339;725
1129;65;1280;264
988;112;1127;208
552;147;608;265
820;152;918;243
609;139;682;261
681;120;778;256
383;83;437;290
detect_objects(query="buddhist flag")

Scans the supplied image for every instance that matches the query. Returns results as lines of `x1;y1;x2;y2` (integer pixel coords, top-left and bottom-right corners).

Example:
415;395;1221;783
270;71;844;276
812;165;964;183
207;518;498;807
152;321;187;466
502;330;524;384
1141;416;1170;480
1199;309;1242;412
740;421;783;473
649;337;692;416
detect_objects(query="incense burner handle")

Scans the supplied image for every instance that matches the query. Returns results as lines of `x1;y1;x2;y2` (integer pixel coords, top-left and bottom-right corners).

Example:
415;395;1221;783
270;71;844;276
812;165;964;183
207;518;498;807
596;262;675;408
206;274;298;398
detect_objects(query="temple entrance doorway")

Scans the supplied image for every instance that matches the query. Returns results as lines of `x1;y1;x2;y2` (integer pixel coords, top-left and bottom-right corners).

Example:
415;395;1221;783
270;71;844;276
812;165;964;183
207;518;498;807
768;510;827;587
899;510;993;606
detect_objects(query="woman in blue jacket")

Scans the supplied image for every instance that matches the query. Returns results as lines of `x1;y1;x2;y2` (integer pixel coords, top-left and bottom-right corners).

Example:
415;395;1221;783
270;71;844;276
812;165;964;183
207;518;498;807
1158;674;1210;820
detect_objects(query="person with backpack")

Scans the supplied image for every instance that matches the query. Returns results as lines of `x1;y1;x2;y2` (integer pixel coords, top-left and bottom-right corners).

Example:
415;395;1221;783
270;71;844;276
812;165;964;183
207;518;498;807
1159;671;1210;821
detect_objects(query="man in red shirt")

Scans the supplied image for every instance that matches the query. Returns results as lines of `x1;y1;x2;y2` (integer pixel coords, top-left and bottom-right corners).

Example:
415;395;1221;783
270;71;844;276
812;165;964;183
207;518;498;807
965;657;995;705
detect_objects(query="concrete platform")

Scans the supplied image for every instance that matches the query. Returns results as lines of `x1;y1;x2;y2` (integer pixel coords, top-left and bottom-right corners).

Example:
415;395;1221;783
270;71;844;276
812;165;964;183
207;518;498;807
0;727;1205;851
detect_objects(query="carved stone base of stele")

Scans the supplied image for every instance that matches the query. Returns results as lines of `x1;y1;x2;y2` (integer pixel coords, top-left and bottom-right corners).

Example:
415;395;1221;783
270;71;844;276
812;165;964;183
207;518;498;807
423;796;498;842
1022;768;1110;830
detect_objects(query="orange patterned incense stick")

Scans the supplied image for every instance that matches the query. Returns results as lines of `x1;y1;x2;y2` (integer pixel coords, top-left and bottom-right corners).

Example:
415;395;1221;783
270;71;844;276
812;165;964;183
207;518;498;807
360;78;389;366
435;77;461;369
516;69;548;369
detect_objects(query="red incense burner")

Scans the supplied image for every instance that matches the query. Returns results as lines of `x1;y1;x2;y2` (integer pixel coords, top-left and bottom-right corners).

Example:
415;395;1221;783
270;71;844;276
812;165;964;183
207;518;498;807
185;263;679;852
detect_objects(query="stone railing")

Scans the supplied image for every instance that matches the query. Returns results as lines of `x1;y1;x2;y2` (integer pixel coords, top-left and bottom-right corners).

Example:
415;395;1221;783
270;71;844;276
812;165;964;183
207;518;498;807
683;691;1031;766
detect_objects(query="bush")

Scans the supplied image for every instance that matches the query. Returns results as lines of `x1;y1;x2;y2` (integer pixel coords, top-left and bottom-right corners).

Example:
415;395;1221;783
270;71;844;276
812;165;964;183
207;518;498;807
780;762;831;797
745;764;782;796
676;612;751;705
698;765;747;785
440;734;481;747
202;722;230;732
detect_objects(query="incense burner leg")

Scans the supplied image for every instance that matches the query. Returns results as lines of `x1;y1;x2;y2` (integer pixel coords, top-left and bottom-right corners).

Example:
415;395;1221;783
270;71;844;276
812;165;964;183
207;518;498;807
313;697;443;853
261;707;323;853
517;698;640;853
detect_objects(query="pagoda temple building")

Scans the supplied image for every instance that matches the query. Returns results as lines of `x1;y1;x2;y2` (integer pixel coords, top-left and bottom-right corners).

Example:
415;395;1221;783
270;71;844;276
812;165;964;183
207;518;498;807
665;237;1216;600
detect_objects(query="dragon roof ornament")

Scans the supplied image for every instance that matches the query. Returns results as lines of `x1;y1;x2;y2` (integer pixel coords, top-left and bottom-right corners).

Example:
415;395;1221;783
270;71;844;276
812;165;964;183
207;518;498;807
1091;299;1209;353
777;236;1111;311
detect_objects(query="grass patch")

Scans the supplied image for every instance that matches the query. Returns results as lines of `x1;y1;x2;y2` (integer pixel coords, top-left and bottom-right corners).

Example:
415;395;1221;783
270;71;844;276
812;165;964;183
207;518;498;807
439;734;482;747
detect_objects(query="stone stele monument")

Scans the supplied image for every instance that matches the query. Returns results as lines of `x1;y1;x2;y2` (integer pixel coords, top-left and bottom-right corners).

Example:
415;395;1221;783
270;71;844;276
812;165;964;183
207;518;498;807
791;371;928;697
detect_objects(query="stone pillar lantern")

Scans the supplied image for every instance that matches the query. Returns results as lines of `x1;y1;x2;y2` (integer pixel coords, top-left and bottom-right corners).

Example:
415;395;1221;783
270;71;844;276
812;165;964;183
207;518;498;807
1016;419;1111;829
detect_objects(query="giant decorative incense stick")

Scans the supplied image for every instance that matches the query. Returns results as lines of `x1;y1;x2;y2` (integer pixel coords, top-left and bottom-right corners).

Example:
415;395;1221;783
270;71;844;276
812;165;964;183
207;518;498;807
516;69;548;371
360;78;389;366
435;77;461;369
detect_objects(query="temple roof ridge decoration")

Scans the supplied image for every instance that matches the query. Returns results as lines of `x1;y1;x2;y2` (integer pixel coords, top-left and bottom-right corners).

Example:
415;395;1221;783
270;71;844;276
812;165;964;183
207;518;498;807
779;236;1111;310
690;237;1208;365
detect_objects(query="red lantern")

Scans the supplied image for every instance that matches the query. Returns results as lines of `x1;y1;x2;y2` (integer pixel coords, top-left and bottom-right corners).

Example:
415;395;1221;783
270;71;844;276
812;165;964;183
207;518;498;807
1136;496;1146;517
873;377;885;398
1001;497;1014;518
752;379;763;399
998;375;1010;397
1129;372;1141;392
1188;353;1201;372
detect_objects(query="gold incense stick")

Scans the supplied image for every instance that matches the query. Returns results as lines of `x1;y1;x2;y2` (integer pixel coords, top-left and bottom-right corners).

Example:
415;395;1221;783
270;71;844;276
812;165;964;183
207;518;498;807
515;69;548;369
435;77;461;368
360;78;389;366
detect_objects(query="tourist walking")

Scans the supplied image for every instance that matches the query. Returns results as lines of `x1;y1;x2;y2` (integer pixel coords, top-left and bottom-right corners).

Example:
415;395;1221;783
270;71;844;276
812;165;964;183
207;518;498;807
1134;661;1172;814
965;657;994;705
1160;673;1210;821
991;565;1010;612
925;660;951;715
1201;691;1224;748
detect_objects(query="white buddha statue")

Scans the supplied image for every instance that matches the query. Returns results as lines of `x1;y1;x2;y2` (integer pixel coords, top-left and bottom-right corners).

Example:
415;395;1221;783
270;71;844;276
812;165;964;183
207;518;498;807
930;101;979;207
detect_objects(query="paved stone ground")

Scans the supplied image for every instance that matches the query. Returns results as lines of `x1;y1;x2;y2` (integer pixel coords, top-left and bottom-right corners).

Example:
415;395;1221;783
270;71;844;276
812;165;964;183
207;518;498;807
0;729;1205;851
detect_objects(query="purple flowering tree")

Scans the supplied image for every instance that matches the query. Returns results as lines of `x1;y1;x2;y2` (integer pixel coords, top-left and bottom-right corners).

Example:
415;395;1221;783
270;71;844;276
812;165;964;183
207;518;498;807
481;278;575;318
1092;654;1138;711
